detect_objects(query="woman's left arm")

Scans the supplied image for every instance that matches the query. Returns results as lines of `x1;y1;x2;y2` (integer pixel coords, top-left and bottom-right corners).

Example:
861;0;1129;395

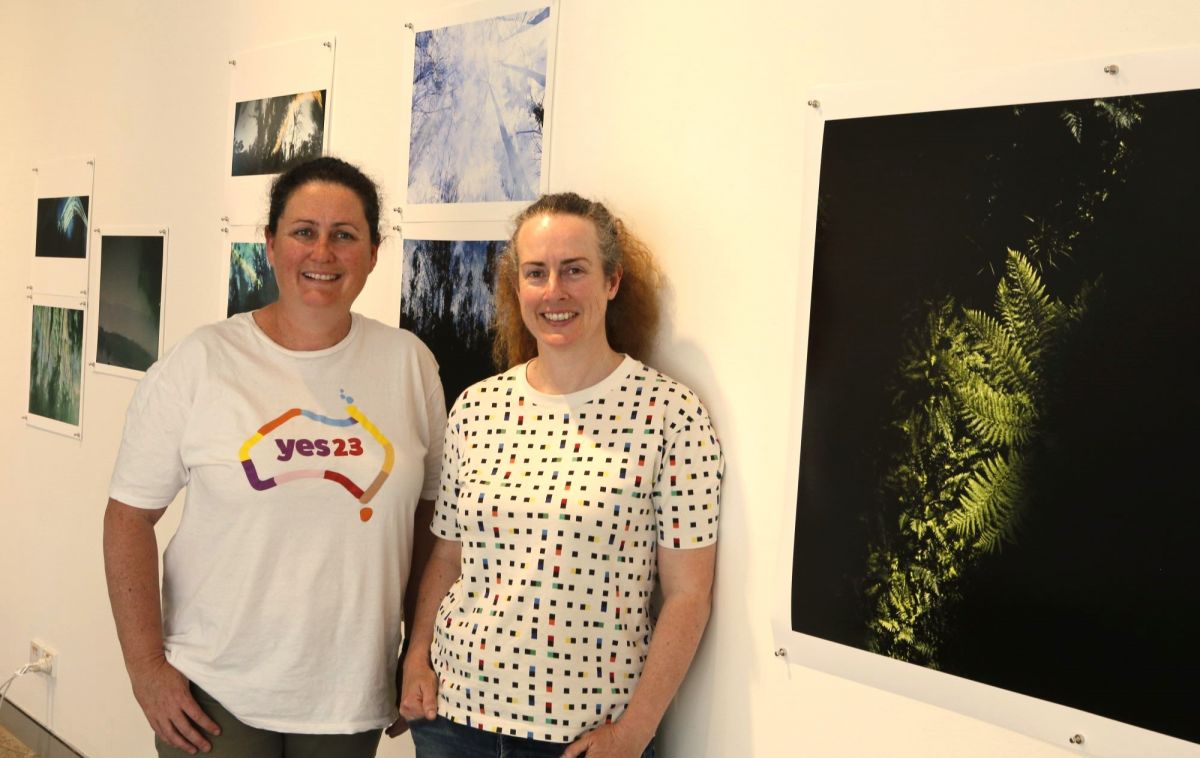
562;543;717;758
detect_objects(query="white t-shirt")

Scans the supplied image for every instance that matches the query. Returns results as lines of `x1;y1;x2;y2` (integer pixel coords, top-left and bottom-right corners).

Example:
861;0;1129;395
431;356;723;743
110;312;446;733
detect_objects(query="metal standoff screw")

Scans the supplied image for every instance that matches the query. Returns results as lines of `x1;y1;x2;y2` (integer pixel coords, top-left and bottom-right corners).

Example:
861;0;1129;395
324;41;333;48
220;227;229;233
220;216;230;222
86;159;94;166
404;22;414;30
32;167;38;173
392;206;403;213
807;99;821;109
159;228;167;234
392;225;402;232
1069;734;1085;745
774;648;787;658
1103;64;1119;75
228;59;237;66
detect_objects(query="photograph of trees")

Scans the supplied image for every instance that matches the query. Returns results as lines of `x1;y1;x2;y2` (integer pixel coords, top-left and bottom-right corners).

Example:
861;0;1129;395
29;304;83;426
400;238;500;406
97;235;163;373
791;87;1200;744
35;196;89;258
231;90;326;177
227;242;278;317
407;7;551;204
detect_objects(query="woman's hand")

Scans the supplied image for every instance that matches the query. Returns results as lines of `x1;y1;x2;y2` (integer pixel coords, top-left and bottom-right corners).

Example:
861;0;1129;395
130;658;219;755
398;660;440;723
561;722;649;758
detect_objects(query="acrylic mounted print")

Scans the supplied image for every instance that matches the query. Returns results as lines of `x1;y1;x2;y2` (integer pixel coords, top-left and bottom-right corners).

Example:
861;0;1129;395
402;1;558;222
776;49;1200;758
35;196;89;258
95;231;166;377
401;235;502;406
27;296;85;438
231;90;327;176
31;156;95;297
227;240;278;318
224;36;335;225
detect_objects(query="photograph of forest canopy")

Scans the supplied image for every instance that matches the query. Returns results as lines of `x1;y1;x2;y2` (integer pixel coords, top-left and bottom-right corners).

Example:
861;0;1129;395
791;88;1200;745
35;196;89;258
98;235;164;373
29;304;83;425
401;239;500;406
407;7;551;204
232;90;326;176
227;242;278;317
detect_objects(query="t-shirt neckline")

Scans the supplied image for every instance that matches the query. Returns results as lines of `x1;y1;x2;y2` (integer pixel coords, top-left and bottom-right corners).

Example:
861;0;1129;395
241;311;361;358
515;354;638;407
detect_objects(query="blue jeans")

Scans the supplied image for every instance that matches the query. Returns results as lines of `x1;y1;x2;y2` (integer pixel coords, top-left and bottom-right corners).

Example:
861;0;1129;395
409;715;655;758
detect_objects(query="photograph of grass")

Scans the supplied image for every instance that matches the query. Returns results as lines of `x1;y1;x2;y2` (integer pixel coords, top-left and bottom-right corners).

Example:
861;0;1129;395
232;89;326;176
791;88;1200;744
97;235;164;373
35;196;89;258
227;241;278;317
407;6;551;204
400;238;500;405
29;304;83;426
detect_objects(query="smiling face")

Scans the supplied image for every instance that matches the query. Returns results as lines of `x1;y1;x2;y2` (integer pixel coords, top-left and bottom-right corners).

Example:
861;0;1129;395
515;213;621;356
264;181;378;316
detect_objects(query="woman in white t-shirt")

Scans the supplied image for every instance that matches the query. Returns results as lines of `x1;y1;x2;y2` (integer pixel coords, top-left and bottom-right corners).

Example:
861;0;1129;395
103;157;446;757
399;193;723;758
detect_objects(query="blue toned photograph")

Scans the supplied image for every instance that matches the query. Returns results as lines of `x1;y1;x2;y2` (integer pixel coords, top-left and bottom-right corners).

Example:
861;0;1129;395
400;239;500;405
407;7;551;204
97;235;164;372
227;242;278;317
35;196;90;258
29;305;83;425
232;90;326;177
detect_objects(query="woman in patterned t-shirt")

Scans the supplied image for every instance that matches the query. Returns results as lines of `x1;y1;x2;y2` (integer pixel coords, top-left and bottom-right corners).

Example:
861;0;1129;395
398;193;723;758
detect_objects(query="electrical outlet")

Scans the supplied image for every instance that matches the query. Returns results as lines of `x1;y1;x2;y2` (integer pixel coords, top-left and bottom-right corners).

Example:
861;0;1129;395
28;639;57;678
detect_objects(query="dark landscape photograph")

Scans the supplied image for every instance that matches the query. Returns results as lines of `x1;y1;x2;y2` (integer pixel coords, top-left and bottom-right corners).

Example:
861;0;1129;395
401;238;500;405
791;88;1200;744
35;196;90;258
97;235;164;373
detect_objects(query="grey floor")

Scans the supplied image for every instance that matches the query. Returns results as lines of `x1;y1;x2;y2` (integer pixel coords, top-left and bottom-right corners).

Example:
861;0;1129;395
0;703;83;758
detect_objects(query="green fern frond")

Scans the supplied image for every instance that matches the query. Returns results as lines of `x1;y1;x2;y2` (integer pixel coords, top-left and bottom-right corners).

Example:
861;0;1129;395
956;375;1036;446
962;308;1034;390
949;452;1026;551
997;250;1064;359
1060;109;1083;143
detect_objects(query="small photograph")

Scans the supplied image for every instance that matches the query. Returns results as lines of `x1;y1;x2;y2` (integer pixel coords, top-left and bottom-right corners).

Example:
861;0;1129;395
29;304;84;426
35;196;90;258
97;235;165;373
227;241;278;317
231;90;326;177
401;239;500;405
407;7;551;204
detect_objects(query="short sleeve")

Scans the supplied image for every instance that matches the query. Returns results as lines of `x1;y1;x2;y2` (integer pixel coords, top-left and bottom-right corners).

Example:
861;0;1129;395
430;397;464;541
653;386;723;548
420;362;448;502
108;340;203;509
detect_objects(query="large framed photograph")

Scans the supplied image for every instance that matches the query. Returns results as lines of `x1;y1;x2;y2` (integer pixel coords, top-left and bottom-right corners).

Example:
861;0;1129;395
223;35;335;226
774;48;1200;758
399;221;508;407
31;156;95;297
399;0;559;223
93;228;167;378
27;294;86;439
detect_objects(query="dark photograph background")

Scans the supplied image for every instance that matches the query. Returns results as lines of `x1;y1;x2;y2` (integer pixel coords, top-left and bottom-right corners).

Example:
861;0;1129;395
791;88;1200;744
400;239;500;407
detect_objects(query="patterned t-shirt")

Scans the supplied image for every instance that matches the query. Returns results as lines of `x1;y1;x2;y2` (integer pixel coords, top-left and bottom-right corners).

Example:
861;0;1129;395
430;356;723;743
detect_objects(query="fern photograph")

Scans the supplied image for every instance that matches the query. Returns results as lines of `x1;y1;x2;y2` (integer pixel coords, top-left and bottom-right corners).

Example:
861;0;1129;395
791;88;1200;744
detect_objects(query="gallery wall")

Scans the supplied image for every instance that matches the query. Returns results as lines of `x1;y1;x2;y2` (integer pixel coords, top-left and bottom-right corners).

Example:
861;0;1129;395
2;1;1197;757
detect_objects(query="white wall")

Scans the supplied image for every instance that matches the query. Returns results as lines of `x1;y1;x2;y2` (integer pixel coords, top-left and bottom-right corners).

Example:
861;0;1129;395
2;1;1197;756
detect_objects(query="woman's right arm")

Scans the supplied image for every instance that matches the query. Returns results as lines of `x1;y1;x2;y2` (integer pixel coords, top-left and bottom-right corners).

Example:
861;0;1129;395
397;535;462;722
103;498;220;755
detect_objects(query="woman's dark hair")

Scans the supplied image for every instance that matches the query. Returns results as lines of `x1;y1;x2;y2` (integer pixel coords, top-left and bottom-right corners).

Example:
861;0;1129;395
265;157;382;245
492;192;663;369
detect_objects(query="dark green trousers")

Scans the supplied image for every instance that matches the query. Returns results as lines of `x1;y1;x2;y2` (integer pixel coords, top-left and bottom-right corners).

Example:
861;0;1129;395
155;684;383;758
